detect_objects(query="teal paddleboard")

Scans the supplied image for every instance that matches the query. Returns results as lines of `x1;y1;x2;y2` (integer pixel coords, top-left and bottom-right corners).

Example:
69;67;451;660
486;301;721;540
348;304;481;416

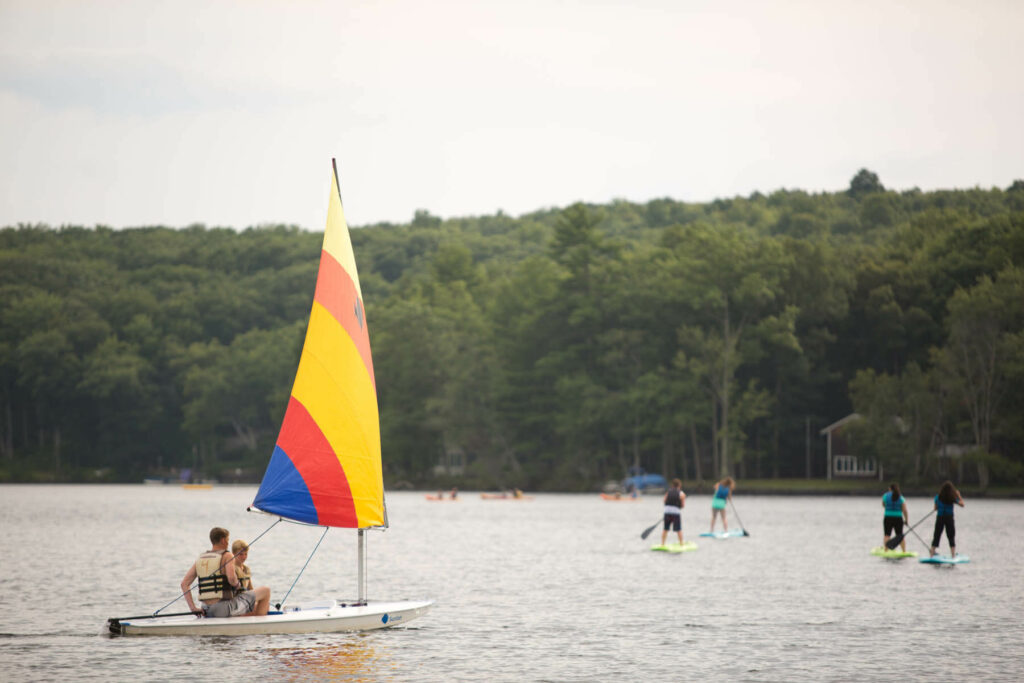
651;542;697;553
700;529;746;539
870;547;918;559
920;554;970;564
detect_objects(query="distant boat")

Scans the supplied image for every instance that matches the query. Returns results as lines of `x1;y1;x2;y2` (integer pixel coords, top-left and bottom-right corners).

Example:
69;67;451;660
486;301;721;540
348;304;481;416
600;492;639;501
621;468;666;493
480;490;532;500
108;161;432;636
182;483;213;490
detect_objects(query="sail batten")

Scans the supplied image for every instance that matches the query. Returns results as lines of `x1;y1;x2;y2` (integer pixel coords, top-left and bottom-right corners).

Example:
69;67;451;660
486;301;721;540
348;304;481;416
253;165;384;529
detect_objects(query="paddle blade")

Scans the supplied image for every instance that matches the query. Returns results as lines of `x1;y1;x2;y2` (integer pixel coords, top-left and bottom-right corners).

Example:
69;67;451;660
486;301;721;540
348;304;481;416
640;520;661;540
741;528;750;537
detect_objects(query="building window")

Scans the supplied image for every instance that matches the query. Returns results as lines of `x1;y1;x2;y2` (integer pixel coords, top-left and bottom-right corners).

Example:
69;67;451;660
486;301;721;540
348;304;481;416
834;455;876;476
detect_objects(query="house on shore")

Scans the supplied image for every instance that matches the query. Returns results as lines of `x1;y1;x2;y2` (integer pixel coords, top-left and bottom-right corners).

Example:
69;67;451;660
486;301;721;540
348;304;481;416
819;413;883;481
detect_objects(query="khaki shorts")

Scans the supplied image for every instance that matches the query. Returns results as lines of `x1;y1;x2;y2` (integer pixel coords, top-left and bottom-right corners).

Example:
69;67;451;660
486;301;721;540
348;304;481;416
203;591;256;618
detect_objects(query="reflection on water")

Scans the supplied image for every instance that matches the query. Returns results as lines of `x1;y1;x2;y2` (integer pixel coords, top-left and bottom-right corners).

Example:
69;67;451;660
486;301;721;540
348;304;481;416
263;636;387;682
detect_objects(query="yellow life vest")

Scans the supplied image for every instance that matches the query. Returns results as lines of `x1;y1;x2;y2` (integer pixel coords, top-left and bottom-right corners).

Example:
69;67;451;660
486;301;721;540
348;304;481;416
236;563;252;591
196;550;234;602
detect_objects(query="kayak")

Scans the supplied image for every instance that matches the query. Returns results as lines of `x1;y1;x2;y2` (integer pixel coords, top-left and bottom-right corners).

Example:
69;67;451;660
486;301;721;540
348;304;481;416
651;542;698;553
424;495;458;501
920;554;970;565
699;529;746;539
480;493;533;500
870;547;918;559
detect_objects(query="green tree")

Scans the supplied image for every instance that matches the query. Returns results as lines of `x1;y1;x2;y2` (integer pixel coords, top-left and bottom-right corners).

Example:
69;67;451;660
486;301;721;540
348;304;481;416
848;168;885;199
663;223;795;476
932;266;1024;485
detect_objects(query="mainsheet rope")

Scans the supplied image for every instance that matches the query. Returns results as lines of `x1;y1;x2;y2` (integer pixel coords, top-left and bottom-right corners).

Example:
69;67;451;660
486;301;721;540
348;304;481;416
275;525;330;610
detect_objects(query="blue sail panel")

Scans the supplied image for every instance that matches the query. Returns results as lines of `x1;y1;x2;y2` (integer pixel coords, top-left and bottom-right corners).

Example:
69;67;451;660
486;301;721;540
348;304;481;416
253;446;318;525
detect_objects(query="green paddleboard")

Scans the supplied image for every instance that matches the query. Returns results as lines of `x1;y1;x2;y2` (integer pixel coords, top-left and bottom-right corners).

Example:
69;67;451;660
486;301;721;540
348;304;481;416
870;546;918;559
651;542;698;553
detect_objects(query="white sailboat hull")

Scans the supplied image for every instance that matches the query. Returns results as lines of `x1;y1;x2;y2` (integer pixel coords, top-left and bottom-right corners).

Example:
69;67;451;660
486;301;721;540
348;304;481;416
113;599;433;636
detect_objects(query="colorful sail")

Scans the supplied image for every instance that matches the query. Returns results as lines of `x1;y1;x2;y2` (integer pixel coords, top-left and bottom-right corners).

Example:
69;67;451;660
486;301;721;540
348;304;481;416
253;163;384;528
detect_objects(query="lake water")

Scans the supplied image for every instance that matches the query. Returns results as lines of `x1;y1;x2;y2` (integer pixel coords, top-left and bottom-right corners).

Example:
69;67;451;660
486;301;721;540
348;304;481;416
1;485;1022;681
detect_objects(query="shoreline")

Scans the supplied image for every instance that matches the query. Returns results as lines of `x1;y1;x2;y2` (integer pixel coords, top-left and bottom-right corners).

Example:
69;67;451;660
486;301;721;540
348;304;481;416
2;478;1022;499
676;479;1024;499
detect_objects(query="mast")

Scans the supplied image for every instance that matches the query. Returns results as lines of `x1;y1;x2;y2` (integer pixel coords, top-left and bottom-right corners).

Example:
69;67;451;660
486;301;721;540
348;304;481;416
357;529;366;603
332;157;342;204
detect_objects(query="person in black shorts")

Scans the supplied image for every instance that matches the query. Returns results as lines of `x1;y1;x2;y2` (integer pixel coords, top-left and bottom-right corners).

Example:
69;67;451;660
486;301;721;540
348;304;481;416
881;483;909;551
660;478;686;546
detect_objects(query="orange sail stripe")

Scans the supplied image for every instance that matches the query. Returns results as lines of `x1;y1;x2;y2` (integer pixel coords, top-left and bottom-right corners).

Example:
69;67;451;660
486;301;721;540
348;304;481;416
313;249;376;391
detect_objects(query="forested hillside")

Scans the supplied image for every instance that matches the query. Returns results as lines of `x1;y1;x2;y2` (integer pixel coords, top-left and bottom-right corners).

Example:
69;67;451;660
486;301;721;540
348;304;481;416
2;170;1022;489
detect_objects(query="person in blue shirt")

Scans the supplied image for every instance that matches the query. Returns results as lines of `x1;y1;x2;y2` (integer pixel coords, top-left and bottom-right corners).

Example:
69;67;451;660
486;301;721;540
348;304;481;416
881;483;909;551
931;480;965;557
709;477;734;532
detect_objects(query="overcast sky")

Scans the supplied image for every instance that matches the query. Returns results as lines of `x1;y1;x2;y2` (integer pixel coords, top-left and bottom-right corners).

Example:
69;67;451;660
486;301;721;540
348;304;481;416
1;0;1021;231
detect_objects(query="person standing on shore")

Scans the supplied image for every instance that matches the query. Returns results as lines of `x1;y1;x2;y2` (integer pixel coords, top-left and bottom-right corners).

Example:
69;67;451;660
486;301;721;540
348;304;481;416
881;483;909;551
661;478;686;546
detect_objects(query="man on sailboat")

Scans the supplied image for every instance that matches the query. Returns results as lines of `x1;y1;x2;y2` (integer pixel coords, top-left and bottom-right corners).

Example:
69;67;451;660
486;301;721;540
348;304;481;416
180;527;271;618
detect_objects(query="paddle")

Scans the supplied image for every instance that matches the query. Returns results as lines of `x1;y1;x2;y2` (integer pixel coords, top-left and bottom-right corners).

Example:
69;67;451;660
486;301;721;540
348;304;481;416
907;524;930;550
886;509;935;549
640;518;663;540
728;498;750;537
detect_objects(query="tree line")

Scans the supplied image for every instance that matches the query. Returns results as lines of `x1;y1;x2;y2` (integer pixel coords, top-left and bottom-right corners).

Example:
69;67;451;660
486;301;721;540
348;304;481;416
1;170;1022;490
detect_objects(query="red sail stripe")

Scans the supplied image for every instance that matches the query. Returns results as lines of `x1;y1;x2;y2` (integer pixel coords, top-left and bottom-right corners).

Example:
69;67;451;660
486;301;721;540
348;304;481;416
276;396;358;527
313;250;376;391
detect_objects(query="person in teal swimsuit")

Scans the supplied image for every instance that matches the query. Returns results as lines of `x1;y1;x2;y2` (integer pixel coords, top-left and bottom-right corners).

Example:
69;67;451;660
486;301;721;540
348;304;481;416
881;483;909;551
930;480;965;557
710;477;734;532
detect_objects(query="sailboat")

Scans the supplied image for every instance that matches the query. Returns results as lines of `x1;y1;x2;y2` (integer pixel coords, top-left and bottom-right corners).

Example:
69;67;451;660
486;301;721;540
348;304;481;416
109;162;433;636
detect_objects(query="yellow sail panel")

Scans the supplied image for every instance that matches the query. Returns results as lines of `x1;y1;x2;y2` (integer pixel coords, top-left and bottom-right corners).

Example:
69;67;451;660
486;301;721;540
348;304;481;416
290;301;384;527
321;175;363;302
